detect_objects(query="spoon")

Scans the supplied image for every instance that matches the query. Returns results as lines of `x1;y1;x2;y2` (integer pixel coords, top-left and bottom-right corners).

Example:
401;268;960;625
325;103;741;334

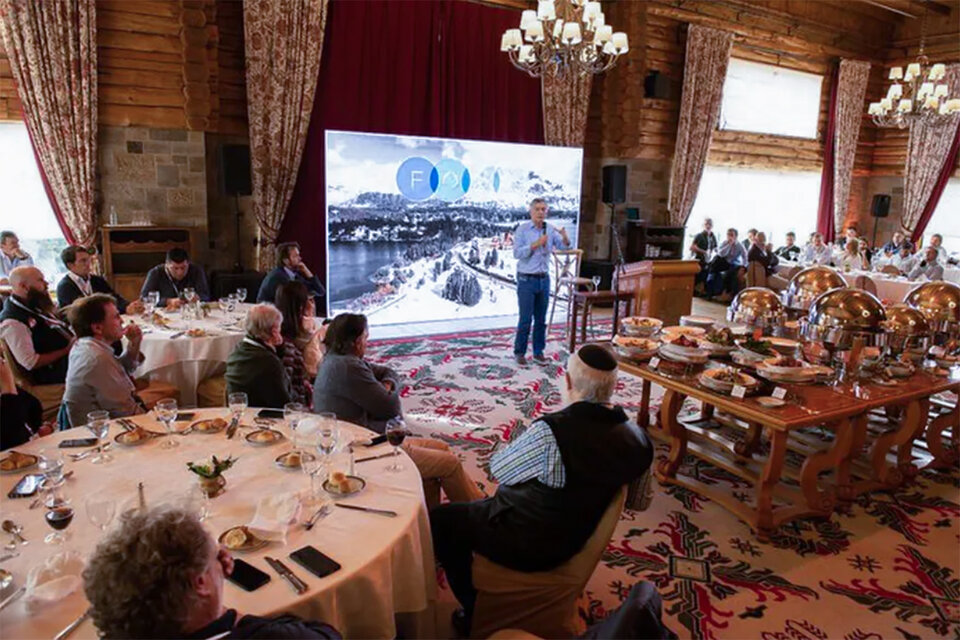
0;568;11;590
1;521;26;546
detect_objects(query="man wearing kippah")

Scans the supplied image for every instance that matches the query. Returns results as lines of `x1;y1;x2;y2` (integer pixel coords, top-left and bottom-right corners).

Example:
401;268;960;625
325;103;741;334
430;344;654;634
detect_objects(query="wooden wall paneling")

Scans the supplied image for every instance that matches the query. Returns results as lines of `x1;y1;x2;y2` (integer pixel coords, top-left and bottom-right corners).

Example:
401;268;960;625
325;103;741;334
0;35;21;120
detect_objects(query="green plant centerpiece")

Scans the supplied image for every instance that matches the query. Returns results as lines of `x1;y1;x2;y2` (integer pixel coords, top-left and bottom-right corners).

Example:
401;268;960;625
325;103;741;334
187;455;237;498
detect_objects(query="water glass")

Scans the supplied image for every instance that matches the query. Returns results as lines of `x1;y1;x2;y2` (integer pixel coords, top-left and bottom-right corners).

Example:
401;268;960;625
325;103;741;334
385;416;407;472
147;291;160;309
86;410;112;464
236;287;247;303
85;496;117;531
591;275;602;291
155;398;179;449
316;413;339;458
182;287;197;304
142;298;155;316
226;294;238;313
284;402;305;446
301;450;328;502
219;297;231;314
228;392;248;422
38;451;67;508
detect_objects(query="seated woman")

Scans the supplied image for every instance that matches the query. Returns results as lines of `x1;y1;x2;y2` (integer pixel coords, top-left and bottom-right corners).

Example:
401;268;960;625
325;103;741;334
225;304;292;409
275;281;320;406
835;238;868;272
313;314;483;509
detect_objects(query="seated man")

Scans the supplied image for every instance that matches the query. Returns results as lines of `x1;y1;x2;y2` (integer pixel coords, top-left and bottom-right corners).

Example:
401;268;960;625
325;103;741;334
891;243;917;274
705;228;747;302
929;233;949;264
56;245;143;313
689;218;717;295
0;231;33;285
225;303;292;409
0;266;74;384
882;231;908;255
908;246;944;281
774;231;801;261
83;505;340;639
63;294;146;428
802;232;831;266
748;232;788;290
140;248;210;307
257;242;325;305
742;228;757;250
838;225;859;249
430;344;653;627
314;313;483;509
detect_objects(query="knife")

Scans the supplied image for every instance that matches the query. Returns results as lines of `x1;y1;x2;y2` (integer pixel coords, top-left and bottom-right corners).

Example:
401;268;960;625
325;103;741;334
53;608;91;640
264;557;307;594
168;331;186;340
273;558;309;593
225;415;240;439
354;451;396;463
0;586;25;613
335;503;397;517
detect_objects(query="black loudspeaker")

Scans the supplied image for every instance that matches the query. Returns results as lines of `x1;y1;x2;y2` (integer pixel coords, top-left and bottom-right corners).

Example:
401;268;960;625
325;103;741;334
602;165;627;204
220;144;252;196
871;194;891;218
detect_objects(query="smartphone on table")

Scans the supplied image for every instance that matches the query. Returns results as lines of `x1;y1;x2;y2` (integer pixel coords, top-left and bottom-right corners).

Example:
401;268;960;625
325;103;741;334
7;473;44;499
227;559;271;591
289;545;341;578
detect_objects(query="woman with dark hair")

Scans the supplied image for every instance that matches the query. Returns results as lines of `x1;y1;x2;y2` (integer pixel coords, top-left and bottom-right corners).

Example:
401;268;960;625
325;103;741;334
275;282;314;406
313;313;483;509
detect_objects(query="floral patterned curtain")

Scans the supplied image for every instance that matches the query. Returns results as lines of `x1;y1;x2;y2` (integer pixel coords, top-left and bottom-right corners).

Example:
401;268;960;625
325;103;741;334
0;0;97;247
244;0;328;269
668;25;732;227
832;59;871;235
901;64;960;235
542;71;592;147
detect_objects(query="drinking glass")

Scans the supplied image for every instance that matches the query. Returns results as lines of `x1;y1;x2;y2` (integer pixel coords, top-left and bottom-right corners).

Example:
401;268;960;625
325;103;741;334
86;410;112;464
591;275;602;291
44;506;74;545
147;291;160;309
183;287;197;304
316;413;339;458
236;287;247;303
38;451;67;508
228;392;248;423
85;496;116;531
219;297;231;314
226;293;238;313
155;398;179;449
385;417;407;472
301;449;330;506
142;297;156;316
284;402;305;448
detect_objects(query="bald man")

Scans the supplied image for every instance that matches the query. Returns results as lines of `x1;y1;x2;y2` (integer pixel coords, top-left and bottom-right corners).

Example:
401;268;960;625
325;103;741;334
0;266;75;384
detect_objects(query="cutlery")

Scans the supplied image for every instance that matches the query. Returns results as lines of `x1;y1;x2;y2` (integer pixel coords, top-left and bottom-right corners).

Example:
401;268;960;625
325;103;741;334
354;451;396;464
303;506;330;530
0;586;25;613
1;521;27;545
0;552;18;562
335;503;397;517
273;558;309;591
168;331;186;339
53;609;91;640
225;415;240;439
69;447;101;461
264;557;307;594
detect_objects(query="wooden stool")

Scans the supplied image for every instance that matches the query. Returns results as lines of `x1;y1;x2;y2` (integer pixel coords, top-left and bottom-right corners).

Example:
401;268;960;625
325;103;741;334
568;290;633;353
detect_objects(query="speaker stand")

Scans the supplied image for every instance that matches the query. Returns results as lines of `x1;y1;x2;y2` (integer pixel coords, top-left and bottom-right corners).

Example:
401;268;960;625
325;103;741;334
871;214;879;251
232;193;243;273
608;203;627;293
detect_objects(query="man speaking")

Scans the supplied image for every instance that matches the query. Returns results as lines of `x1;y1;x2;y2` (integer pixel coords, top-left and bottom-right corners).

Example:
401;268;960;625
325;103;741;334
512;198;570;365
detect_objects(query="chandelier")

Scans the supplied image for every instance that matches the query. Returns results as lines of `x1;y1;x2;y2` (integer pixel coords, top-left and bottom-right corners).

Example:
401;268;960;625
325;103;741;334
499;0;628;78
868;5;959;128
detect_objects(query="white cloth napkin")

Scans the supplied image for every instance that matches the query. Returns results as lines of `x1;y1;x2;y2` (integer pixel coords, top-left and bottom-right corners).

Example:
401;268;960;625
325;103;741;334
247;493;300;543
24;551;84;612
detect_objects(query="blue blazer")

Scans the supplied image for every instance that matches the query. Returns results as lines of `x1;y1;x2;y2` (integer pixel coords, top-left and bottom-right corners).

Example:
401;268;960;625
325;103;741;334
256;267;325;304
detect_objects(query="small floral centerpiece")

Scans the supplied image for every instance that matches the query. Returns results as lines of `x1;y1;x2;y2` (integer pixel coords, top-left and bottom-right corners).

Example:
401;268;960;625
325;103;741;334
187;455;237;498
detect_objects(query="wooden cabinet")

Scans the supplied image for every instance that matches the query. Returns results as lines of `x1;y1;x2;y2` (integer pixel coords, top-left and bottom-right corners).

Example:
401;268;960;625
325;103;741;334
101;226;193;303
618;260;700;326
625;223;685;262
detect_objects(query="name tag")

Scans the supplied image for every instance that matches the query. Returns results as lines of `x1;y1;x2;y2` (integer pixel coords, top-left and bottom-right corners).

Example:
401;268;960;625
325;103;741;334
649;357;660;370
731;385;747;399
772;387;787;400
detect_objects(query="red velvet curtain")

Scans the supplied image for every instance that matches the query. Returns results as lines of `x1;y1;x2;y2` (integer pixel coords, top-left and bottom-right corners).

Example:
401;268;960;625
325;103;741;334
281;0;543;282
909;123;960;245
816;63;839;243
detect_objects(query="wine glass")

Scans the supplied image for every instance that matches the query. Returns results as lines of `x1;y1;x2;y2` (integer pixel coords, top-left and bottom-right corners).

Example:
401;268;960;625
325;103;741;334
591;275;602;291
85;496;116;532
226;293;238;313
316;414;339;459
44;506;74;545
284;402;305;448
155;398;179;449
228;392;248;424
236;287;247;303
385;417;407;472
219;297;231;314
301;448;329;506
182;287;197;304
86;410;112;464
142;296;155;316
38;451;67;508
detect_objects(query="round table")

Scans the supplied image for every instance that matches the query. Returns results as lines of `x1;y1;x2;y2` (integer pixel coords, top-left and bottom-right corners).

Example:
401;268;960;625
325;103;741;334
839;270;918;302
0;409;435;639
128;306;248;406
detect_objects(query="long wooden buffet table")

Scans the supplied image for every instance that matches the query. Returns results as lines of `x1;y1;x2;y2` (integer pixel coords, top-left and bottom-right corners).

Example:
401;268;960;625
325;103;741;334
620;360;959;540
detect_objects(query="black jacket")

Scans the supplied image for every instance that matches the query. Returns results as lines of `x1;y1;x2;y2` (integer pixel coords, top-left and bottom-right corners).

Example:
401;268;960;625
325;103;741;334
256;266;325;304
56;274;130;312
0;296;72;384
182;609;340;640
140;264;210;306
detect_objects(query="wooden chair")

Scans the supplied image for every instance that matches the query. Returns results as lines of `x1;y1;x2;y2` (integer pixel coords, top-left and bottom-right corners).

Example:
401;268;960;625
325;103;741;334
746;261;767;288
881;265;901;276
470;487;626;639
135;378;181;409
548;249;594;330
853;274;879;296
197;375;227;408
1;338;64;423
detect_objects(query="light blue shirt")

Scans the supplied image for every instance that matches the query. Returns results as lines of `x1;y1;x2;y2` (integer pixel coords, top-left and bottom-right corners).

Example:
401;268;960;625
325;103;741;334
513;221;571;275
489;420;566;488
0;252;33;280
717;239;748;267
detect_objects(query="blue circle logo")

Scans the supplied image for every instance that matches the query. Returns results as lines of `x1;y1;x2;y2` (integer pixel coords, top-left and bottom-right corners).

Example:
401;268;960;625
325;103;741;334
433;159;470;202
396;157;435;201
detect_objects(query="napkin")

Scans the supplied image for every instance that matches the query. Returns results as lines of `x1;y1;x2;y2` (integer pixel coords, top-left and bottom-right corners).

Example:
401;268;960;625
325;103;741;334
24;551;84;612
247;493;300;543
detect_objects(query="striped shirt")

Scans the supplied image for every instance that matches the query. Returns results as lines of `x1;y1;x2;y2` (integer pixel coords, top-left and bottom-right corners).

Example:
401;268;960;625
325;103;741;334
490;419;566;488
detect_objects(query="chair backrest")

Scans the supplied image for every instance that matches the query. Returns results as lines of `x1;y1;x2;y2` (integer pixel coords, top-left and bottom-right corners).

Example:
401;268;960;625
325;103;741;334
0;337;33;389
782;266;801;281
551;249;583;282
854;274;878;296
881;264;900;276
746;261;767;288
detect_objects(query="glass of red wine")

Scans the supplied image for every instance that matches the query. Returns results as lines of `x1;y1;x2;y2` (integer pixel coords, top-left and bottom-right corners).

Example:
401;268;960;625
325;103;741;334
384;417;407;473
44;506;74;545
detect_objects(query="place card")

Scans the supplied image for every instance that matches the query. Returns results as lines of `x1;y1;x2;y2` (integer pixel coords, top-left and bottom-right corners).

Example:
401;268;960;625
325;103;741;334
649;357;661;370
731;385;747;399
772;387;788;400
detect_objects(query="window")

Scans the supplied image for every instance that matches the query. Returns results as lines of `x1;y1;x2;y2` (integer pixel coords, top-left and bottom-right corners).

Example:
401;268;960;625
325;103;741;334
0;123;68;284
920;177;960;252
687;165;821;250
719;59;823;139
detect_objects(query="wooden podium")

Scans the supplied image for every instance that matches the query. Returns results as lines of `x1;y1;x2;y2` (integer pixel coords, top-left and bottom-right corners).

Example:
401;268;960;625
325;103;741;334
617;260;700;327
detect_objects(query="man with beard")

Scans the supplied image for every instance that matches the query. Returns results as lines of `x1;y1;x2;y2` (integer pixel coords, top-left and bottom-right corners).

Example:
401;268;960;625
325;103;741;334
0;266;75;384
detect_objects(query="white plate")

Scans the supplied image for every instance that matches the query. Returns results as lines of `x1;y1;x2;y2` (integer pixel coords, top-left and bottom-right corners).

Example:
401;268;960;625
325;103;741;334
662;326;706;338
680;315;715;329
662;341;708;359
767;337;800;354
658;345;708;364
756;396;786;408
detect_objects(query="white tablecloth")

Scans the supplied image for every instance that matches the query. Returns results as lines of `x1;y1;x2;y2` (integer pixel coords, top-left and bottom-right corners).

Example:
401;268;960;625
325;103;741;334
0;409;435;639
129;306;248;406
840;270;917;303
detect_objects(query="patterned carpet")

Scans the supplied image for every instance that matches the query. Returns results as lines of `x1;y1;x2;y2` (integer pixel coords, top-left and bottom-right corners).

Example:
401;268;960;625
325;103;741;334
367;324;960;640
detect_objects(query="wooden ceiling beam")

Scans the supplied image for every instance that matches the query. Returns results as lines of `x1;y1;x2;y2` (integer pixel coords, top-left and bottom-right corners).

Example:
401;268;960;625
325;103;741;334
856;0;953;18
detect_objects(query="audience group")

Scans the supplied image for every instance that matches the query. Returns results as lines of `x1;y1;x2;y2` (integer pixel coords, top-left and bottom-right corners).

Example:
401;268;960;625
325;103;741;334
690;218;953;301
0;230;664;639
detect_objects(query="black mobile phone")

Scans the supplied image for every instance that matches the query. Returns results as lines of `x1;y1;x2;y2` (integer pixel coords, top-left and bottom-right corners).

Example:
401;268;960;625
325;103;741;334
176;412;197;422
227;559;271;592
289;546;341;579
7;473;44;499
59;437;99;448
257;408;285;419
364;435;388;447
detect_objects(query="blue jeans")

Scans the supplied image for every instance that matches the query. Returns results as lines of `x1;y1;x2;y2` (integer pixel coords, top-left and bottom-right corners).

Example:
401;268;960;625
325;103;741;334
514;274;549;356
